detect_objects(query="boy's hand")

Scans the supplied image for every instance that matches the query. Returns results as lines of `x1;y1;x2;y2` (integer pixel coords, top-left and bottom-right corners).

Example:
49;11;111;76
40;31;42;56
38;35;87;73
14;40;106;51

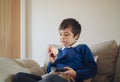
60;66;76;78
48;47;58;63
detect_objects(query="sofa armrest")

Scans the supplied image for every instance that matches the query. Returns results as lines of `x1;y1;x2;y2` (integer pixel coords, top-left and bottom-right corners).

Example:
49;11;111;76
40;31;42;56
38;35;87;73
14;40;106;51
14;58;45;76
0;57;45;82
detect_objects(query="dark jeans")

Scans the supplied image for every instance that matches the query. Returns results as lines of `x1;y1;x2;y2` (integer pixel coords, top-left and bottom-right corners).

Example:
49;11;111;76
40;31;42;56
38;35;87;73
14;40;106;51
38;73;67;82
12;72;42;82
12;72;67;82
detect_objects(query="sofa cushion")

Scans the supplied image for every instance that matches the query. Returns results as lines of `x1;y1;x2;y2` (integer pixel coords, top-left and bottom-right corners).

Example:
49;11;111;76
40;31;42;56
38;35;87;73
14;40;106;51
89;40;119;82
113;45;120;82
0;57;45;82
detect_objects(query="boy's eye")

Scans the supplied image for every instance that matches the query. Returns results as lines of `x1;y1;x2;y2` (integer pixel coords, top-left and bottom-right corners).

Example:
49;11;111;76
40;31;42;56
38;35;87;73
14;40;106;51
59;32;71;37
64;33;70;36
59;33;62;36
59;33;70;36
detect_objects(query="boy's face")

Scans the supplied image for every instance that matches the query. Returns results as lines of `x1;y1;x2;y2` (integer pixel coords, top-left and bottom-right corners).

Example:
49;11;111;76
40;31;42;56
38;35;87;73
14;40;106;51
59;27;79;47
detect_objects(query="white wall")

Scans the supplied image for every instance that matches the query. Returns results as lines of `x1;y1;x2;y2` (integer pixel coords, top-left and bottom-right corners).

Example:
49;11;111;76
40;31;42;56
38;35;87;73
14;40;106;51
24;0;120;66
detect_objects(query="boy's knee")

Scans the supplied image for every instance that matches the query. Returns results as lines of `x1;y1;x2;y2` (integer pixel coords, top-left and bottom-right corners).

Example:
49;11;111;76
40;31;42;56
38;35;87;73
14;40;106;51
46;74;67;82
12;72;27;81
15;72;26;77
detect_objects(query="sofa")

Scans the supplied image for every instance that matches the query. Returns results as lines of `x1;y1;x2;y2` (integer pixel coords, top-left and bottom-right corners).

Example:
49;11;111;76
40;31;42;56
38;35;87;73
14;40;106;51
0;40;120;82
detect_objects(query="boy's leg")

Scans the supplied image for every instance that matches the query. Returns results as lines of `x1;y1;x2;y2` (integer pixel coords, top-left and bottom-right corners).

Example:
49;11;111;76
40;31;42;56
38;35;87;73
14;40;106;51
12;72;42;82
38;74;68;82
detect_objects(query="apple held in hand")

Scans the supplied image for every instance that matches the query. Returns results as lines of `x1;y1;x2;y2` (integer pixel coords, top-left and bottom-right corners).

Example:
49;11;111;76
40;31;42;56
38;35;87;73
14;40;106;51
51;47;58;56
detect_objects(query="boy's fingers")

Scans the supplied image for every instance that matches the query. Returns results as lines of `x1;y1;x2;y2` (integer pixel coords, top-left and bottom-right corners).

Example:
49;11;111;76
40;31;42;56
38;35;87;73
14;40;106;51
48;47;51;52
64;66;71;70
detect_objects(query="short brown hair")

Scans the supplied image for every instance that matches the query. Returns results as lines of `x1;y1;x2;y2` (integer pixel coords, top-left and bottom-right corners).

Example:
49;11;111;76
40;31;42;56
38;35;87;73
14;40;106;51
59;18;81;36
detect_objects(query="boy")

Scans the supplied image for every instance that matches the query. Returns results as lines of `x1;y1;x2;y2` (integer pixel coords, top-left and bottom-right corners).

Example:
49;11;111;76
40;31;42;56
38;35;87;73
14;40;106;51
12;18;97;82
46;18;97;82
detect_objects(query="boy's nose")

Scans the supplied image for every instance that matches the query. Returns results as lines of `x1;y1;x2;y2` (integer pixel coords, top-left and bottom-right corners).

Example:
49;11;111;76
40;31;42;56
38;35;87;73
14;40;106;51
60;36;65;39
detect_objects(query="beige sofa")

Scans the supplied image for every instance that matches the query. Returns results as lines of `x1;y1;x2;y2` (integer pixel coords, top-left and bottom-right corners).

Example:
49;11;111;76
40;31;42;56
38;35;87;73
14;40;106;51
0;40;120;82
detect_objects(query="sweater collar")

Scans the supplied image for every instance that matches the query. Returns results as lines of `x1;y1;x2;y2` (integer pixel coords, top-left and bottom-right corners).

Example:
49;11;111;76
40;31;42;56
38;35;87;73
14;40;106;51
62;41;79;50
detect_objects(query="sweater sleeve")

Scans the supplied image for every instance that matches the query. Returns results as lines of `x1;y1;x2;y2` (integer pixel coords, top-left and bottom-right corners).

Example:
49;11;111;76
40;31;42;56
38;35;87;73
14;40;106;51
46;62;56;73
75;44;97;80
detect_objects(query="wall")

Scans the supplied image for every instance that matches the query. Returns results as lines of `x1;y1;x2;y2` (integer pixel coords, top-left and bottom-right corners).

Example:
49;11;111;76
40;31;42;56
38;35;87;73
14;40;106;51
24;0;120;66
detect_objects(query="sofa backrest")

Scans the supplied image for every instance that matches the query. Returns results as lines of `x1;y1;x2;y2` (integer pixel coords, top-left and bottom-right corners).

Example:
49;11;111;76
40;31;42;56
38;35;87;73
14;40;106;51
113;45;120;82
89;40;119;82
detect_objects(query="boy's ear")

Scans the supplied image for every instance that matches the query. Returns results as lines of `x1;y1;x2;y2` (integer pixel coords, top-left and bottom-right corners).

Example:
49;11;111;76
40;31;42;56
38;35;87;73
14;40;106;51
75;34;80;40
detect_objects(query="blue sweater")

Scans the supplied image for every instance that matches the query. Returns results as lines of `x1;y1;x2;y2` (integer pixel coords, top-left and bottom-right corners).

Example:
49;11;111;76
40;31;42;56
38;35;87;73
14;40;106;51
47;44;97;82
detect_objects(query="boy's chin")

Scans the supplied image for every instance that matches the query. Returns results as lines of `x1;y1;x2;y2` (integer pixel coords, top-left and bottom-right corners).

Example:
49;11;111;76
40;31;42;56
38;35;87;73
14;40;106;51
62;44;66;46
